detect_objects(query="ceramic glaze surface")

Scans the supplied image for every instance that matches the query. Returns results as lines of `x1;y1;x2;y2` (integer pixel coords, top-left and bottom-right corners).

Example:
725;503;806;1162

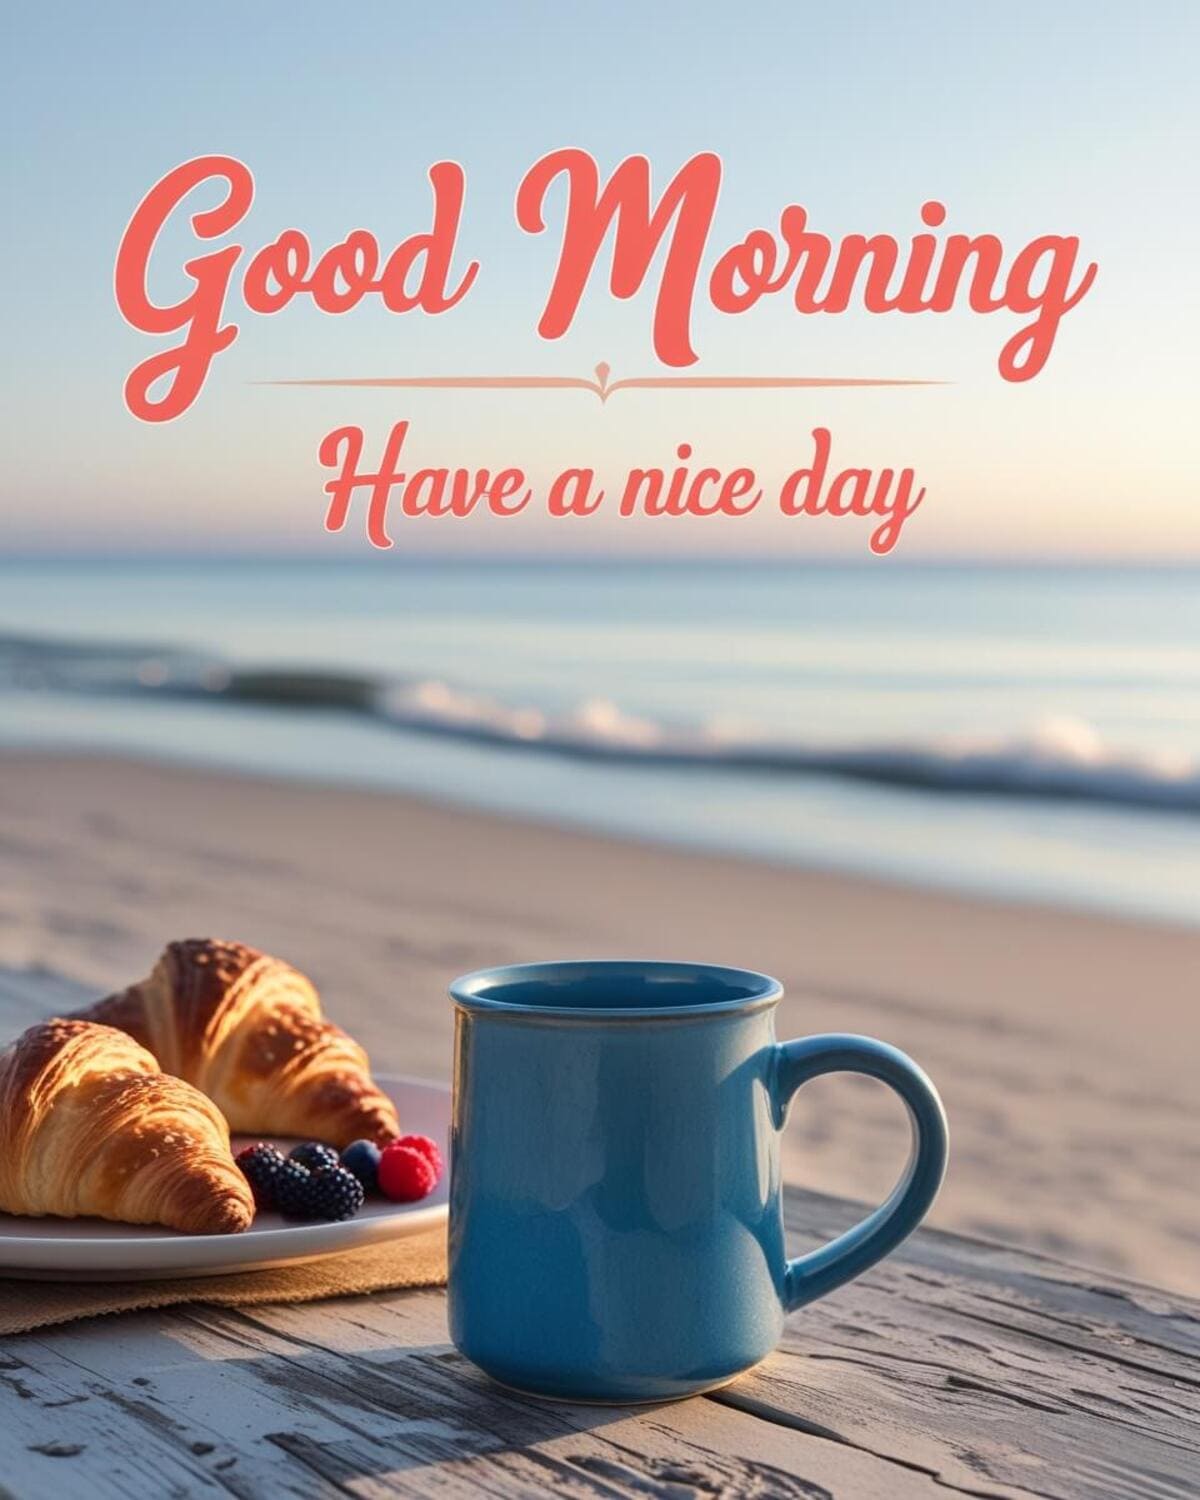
448;961;947;1403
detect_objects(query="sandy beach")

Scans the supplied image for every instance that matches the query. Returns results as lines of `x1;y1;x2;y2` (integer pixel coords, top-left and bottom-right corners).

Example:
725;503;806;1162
0;749;1195;1295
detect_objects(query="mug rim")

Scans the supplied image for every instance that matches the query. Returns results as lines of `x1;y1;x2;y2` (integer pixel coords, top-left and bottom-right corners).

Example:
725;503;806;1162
449;959;783;1021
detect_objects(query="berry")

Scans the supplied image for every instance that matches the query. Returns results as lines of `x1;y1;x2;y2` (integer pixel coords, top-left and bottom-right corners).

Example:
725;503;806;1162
392;1134;443;1182
274;1159;313;1217
288;1141;340;1174
304;1165;366;1222
340;1139;382;1193
378;1142;439;1203
234;1143;286;1210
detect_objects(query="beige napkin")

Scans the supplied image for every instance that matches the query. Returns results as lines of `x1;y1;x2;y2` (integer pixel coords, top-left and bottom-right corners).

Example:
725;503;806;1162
0;1226;447;1337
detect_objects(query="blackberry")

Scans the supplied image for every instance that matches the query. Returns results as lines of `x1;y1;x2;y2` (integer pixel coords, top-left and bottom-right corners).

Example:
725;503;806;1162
339;1139;382;1194
234;1143;286;1210
304;1165;365;1222
288;1141;340;1173
274;1159;313;1217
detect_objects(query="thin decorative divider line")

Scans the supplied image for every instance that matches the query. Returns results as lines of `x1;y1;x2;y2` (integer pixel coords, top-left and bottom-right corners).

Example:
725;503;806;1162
256;362;948;405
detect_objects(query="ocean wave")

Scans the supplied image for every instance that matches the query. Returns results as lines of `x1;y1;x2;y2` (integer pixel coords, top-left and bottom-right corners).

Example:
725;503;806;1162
3;631;1199;813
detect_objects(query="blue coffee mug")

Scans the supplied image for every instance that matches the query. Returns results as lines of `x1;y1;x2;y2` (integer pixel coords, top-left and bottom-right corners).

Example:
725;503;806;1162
448;961;948;1403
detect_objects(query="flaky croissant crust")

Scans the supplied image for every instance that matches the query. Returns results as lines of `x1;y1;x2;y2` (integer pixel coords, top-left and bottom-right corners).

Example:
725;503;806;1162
0;1019;253;1234
74;939;400;1148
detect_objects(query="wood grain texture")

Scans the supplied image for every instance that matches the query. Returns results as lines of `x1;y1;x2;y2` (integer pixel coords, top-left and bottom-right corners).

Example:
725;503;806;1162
1;967;1197;1499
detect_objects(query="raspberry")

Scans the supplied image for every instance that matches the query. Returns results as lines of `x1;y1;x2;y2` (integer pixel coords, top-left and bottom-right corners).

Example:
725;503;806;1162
304;1165;366;1222
392;1134;443;1182
274;1159;313;1217
289;1141;340;1174
234;1143;286;1210
339;1139;382;1193
378;1142;439;1203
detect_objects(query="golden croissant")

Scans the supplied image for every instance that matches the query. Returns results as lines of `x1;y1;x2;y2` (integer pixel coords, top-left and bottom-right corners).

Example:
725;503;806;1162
0;1019;253;1234
72;939;400;1147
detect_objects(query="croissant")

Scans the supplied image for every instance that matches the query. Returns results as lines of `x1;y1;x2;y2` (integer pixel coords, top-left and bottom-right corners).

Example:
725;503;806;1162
0;1020;253;1234
72;939;400;1148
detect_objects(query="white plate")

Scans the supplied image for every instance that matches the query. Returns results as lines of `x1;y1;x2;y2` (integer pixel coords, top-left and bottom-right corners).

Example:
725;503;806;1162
0;1075;449;1280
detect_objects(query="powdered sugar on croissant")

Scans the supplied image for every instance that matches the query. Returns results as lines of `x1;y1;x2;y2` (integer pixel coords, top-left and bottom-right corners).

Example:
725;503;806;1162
74;939;400;1147
0;1019;253;1234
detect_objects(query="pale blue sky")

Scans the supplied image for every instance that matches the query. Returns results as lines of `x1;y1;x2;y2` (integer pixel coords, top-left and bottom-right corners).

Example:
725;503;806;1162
3;2;1197;556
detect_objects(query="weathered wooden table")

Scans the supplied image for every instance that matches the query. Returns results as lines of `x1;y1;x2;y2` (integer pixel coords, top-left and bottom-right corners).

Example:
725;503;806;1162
1;969;1197;1499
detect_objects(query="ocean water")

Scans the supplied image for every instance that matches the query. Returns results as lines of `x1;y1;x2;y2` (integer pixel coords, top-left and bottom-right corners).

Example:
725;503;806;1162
2;558;1199;923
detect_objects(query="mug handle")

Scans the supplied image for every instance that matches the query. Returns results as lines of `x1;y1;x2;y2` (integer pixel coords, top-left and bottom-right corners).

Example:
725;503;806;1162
771;1033;949;1312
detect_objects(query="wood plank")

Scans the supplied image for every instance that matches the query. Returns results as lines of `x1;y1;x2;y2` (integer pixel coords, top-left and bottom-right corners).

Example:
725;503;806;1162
714;1195;1200;1500
0;1300;939;1499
